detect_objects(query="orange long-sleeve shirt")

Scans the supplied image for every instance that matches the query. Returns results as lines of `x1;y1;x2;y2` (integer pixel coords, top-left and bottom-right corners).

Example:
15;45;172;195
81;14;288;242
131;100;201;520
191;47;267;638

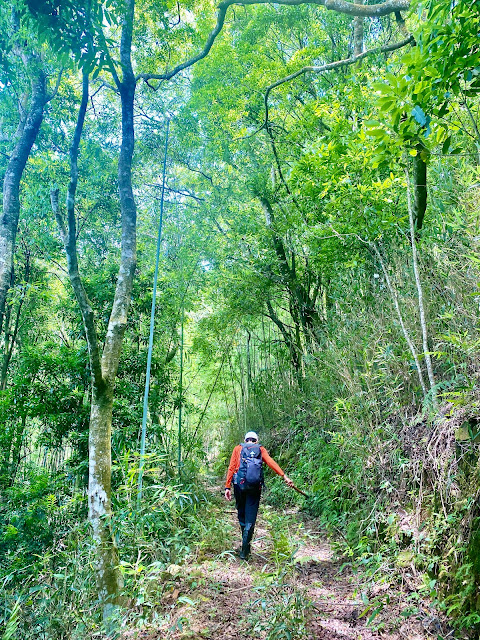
225;444;284;489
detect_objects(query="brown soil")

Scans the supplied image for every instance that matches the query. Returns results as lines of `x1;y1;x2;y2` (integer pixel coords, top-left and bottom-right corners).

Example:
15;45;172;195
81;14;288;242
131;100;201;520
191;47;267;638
121;500;449;640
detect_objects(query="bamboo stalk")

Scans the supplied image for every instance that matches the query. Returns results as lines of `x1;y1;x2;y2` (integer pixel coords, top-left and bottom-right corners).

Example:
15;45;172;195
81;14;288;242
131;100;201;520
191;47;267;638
406;170;438;410
370;243;428;397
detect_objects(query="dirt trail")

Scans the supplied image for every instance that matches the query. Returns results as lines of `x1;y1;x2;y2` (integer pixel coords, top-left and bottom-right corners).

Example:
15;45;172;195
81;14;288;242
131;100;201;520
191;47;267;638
125;498;444;640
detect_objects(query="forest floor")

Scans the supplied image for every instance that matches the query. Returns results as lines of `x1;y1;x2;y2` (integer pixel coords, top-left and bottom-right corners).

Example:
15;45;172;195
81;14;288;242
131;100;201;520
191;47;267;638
121;490;448;640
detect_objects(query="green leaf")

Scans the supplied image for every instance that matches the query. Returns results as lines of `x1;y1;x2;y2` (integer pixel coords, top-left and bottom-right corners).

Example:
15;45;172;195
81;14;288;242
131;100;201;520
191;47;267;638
378;99;395;112
412;105;427;126
368;129;388;139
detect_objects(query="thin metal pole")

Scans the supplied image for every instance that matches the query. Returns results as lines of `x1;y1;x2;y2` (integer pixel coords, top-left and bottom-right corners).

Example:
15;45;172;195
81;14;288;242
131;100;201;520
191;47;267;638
177;302;184;476
137;118;170;510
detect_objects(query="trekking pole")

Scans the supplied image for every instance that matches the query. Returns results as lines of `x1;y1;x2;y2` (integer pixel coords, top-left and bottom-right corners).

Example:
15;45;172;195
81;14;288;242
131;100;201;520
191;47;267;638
291;483;309;498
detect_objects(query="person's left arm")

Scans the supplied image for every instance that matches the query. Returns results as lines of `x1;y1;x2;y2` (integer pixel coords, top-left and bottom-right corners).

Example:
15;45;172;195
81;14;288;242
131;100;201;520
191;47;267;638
224;445;241;501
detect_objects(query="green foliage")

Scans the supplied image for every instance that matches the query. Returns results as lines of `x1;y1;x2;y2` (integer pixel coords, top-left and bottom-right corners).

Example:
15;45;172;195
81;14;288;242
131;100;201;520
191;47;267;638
3;0;480;635
1;598;21;640
367;0;480;162
249;572;312;640
264;509;297;568
0;457;223;638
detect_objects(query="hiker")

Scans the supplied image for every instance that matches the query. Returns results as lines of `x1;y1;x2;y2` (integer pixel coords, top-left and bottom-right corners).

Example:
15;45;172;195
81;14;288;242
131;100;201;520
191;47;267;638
224;431;294;559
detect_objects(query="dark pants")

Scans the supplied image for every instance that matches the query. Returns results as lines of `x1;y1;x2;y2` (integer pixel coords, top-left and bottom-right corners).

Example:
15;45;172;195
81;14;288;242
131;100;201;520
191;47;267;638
234;485;261;536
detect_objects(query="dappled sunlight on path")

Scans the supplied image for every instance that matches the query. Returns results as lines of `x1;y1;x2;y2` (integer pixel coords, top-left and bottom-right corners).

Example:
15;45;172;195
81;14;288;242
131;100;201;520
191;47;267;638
122;494;442;640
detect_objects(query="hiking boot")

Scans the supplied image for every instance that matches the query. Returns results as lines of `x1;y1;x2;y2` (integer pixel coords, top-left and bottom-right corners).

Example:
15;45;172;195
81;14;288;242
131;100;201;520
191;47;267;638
239;541;251;559
237;525;246;556
240;525;254;560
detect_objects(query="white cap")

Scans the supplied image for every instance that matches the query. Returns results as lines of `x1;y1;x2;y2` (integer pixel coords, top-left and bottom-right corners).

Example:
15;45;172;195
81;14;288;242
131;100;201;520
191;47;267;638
245;431;259;441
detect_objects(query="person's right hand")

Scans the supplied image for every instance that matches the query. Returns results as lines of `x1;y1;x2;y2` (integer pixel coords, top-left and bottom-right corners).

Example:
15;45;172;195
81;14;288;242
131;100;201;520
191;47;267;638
224;488;232;501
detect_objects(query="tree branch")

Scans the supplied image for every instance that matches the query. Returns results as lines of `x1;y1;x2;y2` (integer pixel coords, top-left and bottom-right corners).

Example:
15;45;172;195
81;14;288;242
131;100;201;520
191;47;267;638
50;72;104;390
137;1;230;84
46;68;63;103
96;28;121;89
237;0;409;16
138;0;410;85
264;35;414;127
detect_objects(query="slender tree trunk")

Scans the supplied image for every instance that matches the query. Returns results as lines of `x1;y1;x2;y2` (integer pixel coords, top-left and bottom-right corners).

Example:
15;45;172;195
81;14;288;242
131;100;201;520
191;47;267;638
371;242;428;397
406;173;438;409
353;16;364;55
1;292;23;390
412;146;427;231
88;383;123;604
0;66;46;334
289;298;304;362
1;273;13;385
1;248;29;390
8;414;27;486
228;353;240;418
84;0;138;608
246;331;252;388
51;51;137;609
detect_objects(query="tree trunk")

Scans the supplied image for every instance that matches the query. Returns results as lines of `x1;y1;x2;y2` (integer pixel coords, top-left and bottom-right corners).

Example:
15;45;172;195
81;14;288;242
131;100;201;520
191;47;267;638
88;384;123;607
8;414;27;487
371;242;428;397
353;16;364;55
412;146;427;231
1;247;29;390
259;195;320;341
0;66;46;334
51;58;135;611
69;0;137;610
266;299;302;377
407;172;437;409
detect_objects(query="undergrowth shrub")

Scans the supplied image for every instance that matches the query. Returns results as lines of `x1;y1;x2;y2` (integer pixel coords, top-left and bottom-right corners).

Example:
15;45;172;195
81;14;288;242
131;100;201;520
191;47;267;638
227;246;480;637
0;455;222;639
263;508;297;568
249;571;312;640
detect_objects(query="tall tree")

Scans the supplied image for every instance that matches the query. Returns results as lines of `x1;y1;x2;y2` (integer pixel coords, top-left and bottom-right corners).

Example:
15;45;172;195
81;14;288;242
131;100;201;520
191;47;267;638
0;8;59;335
44;0;414;610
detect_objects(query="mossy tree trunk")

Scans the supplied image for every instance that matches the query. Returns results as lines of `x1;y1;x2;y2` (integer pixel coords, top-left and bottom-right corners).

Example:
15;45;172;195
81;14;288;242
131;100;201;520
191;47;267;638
88;383;123;605
51;0;137;606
